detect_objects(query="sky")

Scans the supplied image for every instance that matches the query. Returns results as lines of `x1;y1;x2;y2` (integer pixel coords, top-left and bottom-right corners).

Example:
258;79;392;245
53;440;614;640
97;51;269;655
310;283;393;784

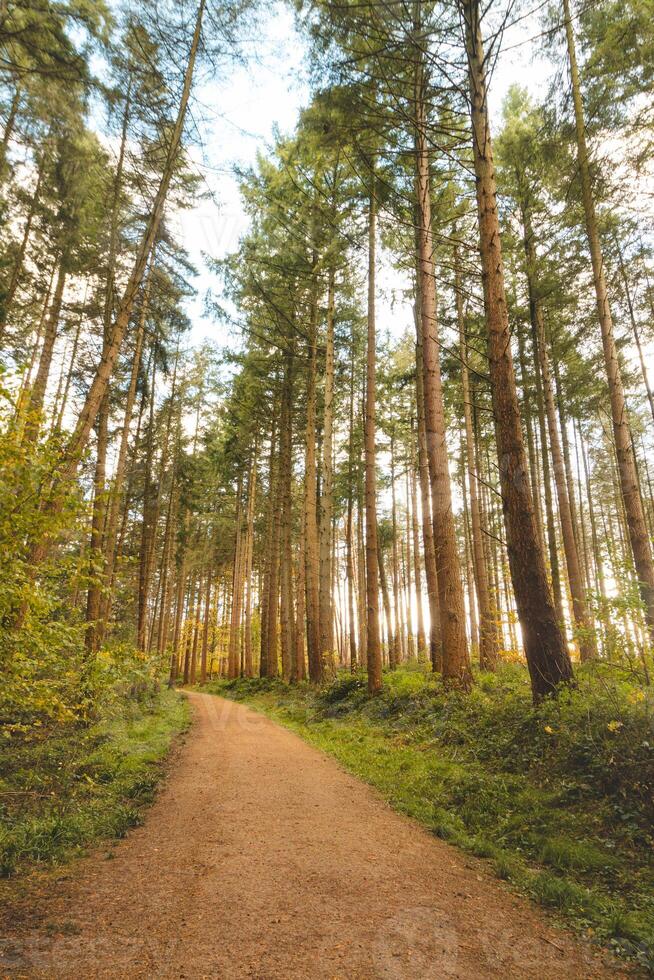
177;2;555;350
176;4;308;346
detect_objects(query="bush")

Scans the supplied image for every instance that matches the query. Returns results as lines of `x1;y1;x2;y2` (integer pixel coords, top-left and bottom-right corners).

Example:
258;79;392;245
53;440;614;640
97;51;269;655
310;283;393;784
0;689;189;878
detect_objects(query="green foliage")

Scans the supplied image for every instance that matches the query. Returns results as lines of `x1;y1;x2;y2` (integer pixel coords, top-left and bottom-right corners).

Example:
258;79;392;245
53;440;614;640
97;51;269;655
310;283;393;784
213;666;654;970
0;688;189;878
0;424;86;734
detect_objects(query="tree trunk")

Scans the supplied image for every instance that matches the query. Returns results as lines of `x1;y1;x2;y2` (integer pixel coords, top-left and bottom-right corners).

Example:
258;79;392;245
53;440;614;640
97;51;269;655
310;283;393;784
294;533;307;681
0;161;43;342
414;54;470;689
404;469;416;661
524;213;597;660
357;440;368;667
377;541;393;664
389;433;401;669
562;0;654;641
414;297;442;671
99;268;153;638
521;302;565;626
304;265;323;683
279;354;295;681
364;190;382;694
228;476;245;679
346;341;359;669
410;449;427;660
200;567;213;684
455;242;498;669
461;0;573;699
319;267;336;668
0;83;20;177
614;240;654;428
243;451;257;679
84;391;109;656
23;261;66;443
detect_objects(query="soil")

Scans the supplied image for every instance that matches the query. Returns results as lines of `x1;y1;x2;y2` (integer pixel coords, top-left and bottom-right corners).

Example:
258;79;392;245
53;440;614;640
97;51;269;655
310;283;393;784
0;692;630;978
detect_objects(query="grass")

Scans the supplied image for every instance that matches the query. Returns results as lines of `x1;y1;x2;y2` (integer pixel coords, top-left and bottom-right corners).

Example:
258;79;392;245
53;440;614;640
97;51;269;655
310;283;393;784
202;665;654;972
0;686;190;880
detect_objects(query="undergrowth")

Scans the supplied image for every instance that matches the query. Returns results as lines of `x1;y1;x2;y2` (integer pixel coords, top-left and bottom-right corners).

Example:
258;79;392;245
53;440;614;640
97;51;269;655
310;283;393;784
0;686;189;879
204;664;654;972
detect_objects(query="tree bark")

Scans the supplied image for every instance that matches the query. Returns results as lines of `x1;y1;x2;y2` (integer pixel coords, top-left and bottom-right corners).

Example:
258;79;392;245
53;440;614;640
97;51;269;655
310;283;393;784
410;448;427;660
461;0;573;698
364;190;382;694
414;53;470;688
346;341;359;669
524;211;597;660
228;475;245;680
414;298;442;671
22;261;66;444
279;354;295;681
304;265;323;683
455;242;498;670
563;0;654;641
319;267;336;668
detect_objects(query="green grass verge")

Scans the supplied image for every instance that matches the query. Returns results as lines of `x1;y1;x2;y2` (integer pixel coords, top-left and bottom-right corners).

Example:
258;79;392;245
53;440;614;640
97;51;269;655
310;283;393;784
0;687;190;879
201;665;654;972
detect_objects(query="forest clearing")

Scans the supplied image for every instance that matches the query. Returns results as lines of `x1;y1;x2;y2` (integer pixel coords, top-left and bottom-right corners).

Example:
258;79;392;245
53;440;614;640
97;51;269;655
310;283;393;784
1;0;654;975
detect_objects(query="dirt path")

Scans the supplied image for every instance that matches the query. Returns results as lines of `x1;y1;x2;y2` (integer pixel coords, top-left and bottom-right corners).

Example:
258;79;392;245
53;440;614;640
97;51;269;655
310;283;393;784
1;692;627;979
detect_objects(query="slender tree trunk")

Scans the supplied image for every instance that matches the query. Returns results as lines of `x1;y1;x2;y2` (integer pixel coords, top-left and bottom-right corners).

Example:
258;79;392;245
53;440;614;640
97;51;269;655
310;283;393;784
137;356;157;652
84;393;109;655
461;461;479;653
357;470;368;668
404;469;416;660
279;354;295;681
304;267;322;683
389;434;401;669
378;542;393;664
189;569;203;686
228;476;245;680
294;533;307;681
614;241;654;428
14;266;54;431
182;576;196;685
22;261;66;443
563;0;654;640
0;161;43;342
243;451;257;679
521;299;565;625
414;57;470;688
514;311;546;557
265;470;282;678
410;449;426;660
157;479;178;658
365;190;382;694
455;243;498;669
0;84;20;176
346;342;359;669
169;549;187;685
319;267;336;667
461;0;573;698
414;298;442;671
100;273;153;638
200;567;213;684
520;206;596;658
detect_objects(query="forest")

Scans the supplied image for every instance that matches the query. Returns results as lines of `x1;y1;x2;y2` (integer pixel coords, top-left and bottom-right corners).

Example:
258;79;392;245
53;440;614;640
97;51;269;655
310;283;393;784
1;0;654;974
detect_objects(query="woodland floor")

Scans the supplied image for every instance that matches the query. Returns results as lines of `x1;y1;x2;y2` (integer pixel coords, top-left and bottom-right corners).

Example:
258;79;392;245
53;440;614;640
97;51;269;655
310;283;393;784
0;692;633;979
